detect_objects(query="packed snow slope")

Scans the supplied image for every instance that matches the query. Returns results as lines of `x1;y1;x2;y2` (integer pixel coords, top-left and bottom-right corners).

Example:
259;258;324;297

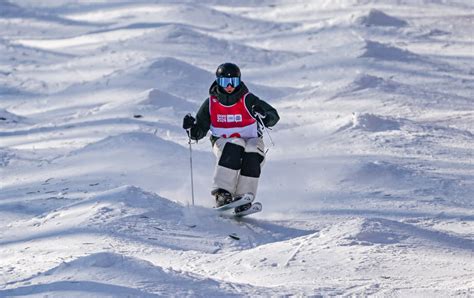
1;0;473;296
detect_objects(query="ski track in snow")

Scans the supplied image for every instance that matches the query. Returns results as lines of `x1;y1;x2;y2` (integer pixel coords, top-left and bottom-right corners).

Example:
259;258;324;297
1;0;473;296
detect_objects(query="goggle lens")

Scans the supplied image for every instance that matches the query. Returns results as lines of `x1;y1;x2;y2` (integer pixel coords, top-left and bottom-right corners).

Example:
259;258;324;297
217;77;240;88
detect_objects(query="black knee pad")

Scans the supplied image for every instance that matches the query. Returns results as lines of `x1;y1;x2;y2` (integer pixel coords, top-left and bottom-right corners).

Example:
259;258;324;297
240;152;264;178
218;142;244;170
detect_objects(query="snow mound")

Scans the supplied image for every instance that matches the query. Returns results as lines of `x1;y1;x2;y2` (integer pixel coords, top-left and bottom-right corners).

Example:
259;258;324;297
343;158;470;202
344;218;473;250
351;113;401;132
349;160;416;187
345;218;409;246
150;24;203;42
3;252;247;297
69;252;121;268
61;132;206;199
360;40;419;62
103;57;213;100
83;185;182;218
349;74;398;92
72;132;185;157
356;9;408;27
115;23;300;72
1;39;72;73
0;108;27;125
418;28;450;38
0;0;90;26
142;56;209;80
30;185;183;231
0;0;30;18
45;252;191;284
351;74;386;91
330;74;400;101
22;185;309;253
152;24;298;64
137;88;195;111
66;2;287;33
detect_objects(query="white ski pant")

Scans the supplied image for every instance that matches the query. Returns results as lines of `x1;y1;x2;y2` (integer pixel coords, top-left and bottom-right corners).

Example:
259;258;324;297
212;137;265;197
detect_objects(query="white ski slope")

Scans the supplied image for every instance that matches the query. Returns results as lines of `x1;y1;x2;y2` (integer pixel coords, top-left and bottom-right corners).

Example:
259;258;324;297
1;0;473;296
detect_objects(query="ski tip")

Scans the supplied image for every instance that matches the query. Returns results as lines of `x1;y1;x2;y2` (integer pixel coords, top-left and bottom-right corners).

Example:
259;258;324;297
233;202;262;217
244;192;255;199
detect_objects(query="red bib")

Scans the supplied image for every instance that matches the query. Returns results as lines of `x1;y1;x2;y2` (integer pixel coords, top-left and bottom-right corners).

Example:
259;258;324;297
209;93;258;139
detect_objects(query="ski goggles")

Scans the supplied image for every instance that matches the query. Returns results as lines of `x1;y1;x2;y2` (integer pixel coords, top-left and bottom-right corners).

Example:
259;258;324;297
216;77;240;88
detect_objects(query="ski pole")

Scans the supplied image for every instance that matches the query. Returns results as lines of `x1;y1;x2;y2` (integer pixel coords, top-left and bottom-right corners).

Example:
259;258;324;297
187;128;195;206
256;113;275;147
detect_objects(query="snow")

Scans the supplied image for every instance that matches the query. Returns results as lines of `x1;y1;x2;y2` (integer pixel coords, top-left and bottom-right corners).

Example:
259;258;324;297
1;0;473;296
355;9;408;28
0;108;28;125
351;112;401;131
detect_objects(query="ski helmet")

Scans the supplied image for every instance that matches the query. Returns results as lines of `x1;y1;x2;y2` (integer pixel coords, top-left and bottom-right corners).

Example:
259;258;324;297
216;63;241;78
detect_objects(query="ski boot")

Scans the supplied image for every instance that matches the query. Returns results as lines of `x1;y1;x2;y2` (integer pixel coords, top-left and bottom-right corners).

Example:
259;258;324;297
212;188;233;207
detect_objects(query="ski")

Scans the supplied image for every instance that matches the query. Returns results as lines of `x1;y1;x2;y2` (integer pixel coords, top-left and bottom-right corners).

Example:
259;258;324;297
214;193;254;212
233;202;262;217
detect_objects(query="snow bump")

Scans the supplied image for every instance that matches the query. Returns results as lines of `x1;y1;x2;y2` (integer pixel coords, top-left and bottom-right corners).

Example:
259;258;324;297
0;108;27;125
360;40;419;62
351;113;401;132
137;88;196;111
104;57;213;99
4;252;248;297
345;218;409;246
354;161;415;185
72;132;186;157
356;9;408;27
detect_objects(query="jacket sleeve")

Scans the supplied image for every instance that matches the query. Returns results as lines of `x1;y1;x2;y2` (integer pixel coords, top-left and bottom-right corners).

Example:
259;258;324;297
189;98;211;140
246;94;280;127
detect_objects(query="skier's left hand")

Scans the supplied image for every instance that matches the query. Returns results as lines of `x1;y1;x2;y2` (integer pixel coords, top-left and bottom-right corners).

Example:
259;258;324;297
252;105;266;118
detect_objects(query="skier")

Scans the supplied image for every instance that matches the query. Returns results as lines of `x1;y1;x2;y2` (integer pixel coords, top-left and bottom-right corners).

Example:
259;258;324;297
182;62;279;211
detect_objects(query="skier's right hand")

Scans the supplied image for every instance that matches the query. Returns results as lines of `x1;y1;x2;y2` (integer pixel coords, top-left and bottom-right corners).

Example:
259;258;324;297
182;114;196;130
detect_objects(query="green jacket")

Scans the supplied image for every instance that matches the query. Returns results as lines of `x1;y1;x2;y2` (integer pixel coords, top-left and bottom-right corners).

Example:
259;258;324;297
189;81;279;144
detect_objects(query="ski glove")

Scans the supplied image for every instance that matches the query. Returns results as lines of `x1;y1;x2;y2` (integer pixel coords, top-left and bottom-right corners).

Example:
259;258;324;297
182;114;196;130
252;105;266;119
